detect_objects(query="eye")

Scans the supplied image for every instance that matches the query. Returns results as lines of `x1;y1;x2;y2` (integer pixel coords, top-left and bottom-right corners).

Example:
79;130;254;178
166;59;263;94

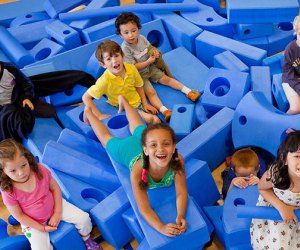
10;169;16;173
149;143;157;148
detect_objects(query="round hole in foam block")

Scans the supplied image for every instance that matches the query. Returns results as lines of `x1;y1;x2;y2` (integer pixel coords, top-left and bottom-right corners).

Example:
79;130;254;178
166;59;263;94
35;47;52;61
81;188;106;205
107;114;128;130
209;77;230;97
233;198;245;207
177;107;187;113
238;115;247;125
147;30;164;48
277;22;293;31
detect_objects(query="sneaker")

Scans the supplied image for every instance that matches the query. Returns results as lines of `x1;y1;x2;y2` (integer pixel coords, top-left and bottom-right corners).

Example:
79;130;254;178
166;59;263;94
163;109;172;122
187;90;200;102
84;237;102;250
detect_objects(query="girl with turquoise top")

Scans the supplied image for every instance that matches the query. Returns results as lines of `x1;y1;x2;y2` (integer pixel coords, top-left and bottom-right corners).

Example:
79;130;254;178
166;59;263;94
85;95;187;237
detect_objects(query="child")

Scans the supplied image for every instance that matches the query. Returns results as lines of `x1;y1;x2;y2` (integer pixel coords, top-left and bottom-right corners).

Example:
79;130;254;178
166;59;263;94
250;131;300;249
0;139;101;250
82;40;160;125
0;61;35;141
221;148;266;199
282;15;300;114
115;12;200;122
85;95;188;237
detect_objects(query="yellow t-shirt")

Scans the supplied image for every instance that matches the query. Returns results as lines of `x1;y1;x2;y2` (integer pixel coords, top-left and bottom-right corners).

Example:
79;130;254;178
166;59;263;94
87;63;143;108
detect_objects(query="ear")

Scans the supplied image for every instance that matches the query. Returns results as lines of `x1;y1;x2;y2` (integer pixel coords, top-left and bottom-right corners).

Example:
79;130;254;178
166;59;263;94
99;61;106;69
143;146;148;156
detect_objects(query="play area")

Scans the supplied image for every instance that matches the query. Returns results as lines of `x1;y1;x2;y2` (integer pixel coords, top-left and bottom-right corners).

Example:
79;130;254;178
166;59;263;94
0;0;300;249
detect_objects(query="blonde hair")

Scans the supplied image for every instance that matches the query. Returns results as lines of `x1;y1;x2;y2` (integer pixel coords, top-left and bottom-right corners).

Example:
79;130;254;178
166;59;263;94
231;148;259;173
293;15;300;35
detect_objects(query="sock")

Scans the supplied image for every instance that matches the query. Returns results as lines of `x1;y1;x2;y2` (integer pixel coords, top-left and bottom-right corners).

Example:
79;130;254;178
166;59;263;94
181;86;191;95
159;106;168;113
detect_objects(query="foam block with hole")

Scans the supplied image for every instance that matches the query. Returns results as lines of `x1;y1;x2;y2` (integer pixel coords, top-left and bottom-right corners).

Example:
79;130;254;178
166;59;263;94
250;66;272;104
262;53;283;76
10;12;50;28
122;208;144;244
214;51;249;72
226;0;299;24
90;187;133;249
195;30;267;67
42;140;120;193
272;73;289;112
177;107;234;171
232;91;300;156
201;68;250;114
44;0;87;18
234;23;273;40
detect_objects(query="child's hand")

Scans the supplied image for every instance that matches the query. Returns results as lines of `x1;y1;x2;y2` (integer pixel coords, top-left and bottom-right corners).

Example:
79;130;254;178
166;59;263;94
44;224;57;232
160;223;181;237
176;216;187;234
232;177;249;189
147;55;156;65
152;49;160;59
22;99;34;110
247;174;259;186
48;212;61;228
143;103;158;114
278;204;299;223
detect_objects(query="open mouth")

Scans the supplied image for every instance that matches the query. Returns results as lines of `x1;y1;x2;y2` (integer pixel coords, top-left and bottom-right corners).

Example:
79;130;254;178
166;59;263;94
156;154;167;160
113;64;120;70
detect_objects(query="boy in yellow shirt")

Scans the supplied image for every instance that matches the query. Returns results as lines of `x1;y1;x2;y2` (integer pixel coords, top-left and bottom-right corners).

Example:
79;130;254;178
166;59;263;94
82;40;160;125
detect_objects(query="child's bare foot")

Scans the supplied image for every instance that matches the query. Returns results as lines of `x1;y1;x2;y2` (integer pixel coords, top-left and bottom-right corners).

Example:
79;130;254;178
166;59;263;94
117;95;126;113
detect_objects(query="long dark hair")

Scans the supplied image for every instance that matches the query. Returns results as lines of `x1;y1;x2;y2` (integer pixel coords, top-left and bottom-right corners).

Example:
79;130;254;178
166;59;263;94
268;131;300;189
0;139;42;193
139;123;184;189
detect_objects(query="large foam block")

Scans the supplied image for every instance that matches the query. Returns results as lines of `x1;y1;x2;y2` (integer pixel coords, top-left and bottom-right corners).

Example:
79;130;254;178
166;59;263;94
262;53;284;76
45;20;81;50
180;0;234;38
0;235;30;250
122;208;144;244
235;35;269;54
110;158;210;250
195;30;267;67
272;73;289;112
0;219;8;238
232;91;300;156
55;106;83;134
152;12;202;53
177;107;234;171
42;140;120;193
234;23;273;40
90;187;133;249
23;117;62;162
49;221;86;250
44;0;86;18
169;104;197;141
214;50;249;72
10;11;50;28
201;68;250;113
0;26;34;68
250;66;272;104
226;0;299;24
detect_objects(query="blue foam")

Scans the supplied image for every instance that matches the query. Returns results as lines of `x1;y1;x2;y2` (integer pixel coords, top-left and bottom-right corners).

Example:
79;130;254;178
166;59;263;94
201;68;250;113
10;11;50;28
235;35;269;54
232;91;300;156
272;73;289;112
0;235;30;250
177;107;234;171
0;218;8;238
234;23;273;40
44;0;87;18
226;0;299;24
195;30;267;67
214;51;249;72
122;208;144;244
42;140;120;193
55;106;83;134
250;66;272;104
262;53;284;76
90;187;133;249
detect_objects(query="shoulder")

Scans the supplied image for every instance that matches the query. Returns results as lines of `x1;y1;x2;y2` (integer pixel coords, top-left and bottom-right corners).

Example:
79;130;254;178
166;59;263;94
37;164;51;178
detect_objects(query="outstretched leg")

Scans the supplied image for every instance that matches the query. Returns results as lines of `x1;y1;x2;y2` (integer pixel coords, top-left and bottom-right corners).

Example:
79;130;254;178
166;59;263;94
118;95;144;134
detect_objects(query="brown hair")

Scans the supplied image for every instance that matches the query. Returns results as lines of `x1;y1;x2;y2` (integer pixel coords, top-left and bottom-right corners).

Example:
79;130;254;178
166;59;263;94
231;148;259;173
95;40;123;64
115;12;141;35
0;139;42;193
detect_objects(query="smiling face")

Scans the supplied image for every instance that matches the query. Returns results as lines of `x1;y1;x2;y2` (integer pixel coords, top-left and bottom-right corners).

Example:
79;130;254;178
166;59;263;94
286;150;300;178
119;21;140;45
100;51;125;77
143;128;176;169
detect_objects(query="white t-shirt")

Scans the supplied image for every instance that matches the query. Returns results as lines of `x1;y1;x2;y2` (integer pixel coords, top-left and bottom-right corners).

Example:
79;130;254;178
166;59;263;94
0;68;15;105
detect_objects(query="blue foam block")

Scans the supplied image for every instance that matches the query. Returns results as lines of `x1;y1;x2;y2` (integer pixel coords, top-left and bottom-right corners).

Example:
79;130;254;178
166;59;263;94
8;215;19;226
45;20;81;50
49;221;86;250
195;30;267;67
235;35;269;54
250;66;272;104
0;26;34;68
0;235;30;250
45;84;87;106
10;11;50;28
109;158;210;250
214;50;249;72
21;62;56;76
232;91;300;156
201;68;250;113
262;53;284;76
170;104;197;141
0;49;10;63
152;12;202;53
0;218;8;238
42;140;120;193
226;0;299;24
8;20;53;50
29;38;65;62
177;107;235;171
90;187;133;249
194;101;209;125
55;106;83;134
122;208;144;244
234;23;273;40
23;117;62;162
44;0;87;18
272;73;289;112
180;0;234;38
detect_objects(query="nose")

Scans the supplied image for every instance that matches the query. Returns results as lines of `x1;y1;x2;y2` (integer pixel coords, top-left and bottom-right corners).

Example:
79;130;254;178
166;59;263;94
18;169;24;176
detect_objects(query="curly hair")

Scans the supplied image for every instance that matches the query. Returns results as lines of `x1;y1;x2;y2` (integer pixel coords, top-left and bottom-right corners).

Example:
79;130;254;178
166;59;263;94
115;12;141;35
139;123;184;190
0;139;42;193
268;131;300;189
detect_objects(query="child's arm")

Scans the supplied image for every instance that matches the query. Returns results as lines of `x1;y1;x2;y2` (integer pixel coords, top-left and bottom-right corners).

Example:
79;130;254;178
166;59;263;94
22;99;34;110
131;162;181;237
136;86;157;114
258;170;298;223
6;204;57;232
228;176;249;192
134;55;156;71
174;154;188;233
48;177;62;228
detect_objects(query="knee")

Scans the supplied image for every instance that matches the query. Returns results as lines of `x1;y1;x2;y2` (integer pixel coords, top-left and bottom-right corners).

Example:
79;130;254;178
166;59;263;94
146;88;157;98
